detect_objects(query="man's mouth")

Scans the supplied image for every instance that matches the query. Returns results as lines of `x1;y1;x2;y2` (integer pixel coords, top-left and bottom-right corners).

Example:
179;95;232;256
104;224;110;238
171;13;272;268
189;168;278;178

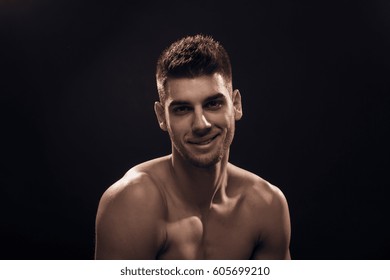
188;134;219;145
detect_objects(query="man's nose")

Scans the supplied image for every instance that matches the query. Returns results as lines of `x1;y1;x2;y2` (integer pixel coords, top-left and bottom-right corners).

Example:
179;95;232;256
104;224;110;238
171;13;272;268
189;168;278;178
192;109;212;135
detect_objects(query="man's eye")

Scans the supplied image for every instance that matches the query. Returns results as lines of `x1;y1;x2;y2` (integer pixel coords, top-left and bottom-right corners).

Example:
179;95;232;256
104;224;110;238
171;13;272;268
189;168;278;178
205;100;223;110
173;106;191;114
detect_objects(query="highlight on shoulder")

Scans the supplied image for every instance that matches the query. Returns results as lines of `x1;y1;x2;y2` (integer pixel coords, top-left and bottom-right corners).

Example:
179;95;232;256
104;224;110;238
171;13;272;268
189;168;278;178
100;169;166;209
227;163;288;210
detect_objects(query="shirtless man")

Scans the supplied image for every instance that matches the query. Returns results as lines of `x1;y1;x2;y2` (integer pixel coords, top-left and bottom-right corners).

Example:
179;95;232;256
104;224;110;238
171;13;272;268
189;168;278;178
95;34;291;259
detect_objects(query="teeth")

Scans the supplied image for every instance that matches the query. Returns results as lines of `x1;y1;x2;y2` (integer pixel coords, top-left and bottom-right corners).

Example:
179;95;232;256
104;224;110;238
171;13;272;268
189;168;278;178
197;135;217;145
199;139;212;145
189;135;218;145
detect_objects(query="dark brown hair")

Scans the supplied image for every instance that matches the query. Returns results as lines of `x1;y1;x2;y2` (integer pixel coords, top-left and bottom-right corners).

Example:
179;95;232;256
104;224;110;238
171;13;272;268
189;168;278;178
156;34;232;103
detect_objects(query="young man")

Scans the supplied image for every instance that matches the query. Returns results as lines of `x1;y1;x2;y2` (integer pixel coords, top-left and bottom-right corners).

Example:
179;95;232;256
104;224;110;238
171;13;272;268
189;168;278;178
95;34;291;259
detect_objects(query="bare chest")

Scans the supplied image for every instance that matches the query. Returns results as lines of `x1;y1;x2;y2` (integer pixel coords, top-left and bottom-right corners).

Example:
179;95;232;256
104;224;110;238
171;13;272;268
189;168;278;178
158;209;258;260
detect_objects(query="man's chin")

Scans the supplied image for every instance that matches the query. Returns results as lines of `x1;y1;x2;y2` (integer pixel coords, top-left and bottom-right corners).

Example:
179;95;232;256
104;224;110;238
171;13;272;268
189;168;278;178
186;154;223;169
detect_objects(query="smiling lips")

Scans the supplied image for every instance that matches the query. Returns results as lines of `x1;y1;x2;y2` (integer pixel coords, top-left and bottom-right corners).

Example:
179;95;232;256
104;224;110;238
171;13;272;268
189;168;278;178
187;134;219;146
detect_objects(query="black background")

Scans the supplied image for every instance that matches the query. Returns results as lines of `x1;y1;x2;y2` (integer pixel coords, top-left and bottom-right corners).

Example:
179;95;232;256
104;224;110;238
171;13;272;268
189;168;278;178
1;0;389;259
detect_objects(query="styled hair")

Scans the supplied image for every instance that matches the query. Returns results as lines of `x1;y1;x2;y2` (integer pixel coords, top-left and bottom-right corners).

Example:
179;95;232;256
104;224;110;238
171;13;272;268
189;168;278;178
156;34;232;103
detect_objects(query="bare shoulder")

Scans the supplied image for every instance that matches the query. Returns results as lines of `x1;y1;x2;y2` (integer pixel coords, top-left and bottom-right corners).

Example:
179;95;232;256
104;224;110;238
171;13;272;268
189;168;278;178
95;157;169;259
99;156;171;212
98;169;165;214
227;163;288;209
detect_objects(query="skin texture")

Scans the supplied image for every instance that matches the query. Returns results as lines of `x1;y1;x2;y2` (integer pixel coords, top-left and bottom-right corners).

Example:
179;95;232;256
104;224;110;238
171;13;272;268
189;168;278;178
95;74;291;259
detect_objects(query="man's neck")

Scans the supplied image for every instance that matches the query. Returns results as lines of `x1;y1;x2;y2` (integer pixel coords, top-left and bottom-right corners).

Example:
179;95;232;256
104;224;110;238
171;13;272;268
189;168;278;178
169;151;229;211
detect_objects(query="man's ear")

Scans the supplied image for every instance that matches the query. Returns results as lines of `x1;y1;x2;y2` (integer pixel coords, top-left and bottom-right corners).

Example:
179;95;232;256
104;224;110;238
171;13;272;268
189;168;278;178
154;101;167;131
232;89;243;120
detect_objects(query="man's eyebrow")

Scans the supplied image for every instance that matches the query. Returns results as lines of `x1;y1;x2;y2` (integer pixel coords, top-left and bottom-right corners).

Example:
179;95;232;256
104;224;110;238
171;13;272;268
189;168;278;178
203;93;226;103
168;100;191;107
168;93;226;107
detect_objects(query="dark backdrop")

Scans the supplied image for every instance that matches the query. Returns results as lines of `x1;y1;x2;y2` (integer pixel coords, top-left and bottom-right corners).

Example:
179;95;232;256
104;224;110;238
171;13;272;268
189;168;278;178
1;0;389;259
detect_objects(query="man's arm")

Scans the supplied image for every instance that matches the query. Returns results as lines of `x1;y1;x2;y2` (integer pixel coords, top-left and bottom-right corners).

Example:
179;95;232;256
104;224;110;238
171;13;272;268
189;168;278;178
252;184;291;260
95;172;166;259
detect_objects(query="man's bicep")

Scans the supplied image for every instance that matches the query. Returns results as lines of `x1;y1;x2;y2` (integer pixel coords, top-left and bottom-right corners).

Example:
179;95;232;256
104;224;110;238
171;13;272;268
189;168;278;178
95;180;165;259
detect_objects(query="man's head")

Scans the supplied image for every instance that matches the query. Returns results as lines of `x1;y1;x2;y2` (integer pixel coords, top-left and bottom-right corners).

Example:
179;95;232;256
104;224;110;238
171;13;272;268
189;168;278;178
156;34;233;104
155;35;242;168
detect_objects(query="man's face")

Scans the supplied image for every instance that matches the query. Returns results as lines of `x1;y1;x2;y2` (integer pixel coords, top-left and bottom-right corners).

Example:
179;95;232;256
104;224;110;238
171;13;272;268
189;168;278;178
157;73;242;168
